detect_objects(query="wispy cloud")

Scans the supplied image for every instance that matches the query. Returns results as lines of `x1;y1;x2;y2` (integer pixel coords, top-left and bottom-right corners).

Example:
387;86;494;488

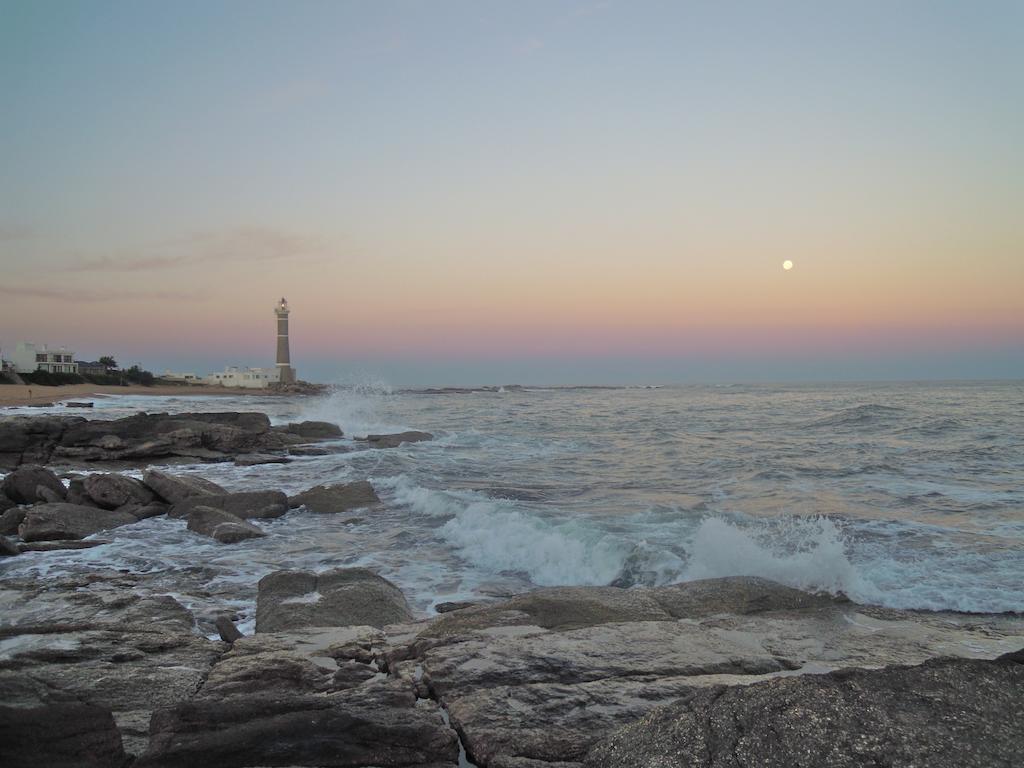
0;285;205;303
60;227;324;274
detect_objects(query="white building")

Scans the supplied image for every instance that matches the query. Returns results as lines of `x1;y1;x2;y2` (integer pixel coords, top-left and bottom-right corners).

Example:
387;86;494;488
10;342;79;374
203;366;280;389
162;370;201;383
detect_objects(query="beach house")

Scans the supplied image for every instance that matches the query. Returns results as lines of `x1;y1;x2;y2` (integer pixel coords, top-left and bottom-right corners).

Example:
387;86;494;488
10;342;79;374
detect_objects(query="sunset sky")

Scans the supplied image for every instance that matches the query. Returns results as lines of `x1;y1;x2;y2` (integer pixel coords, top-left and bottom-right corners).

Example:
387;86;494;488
2;1;1022;384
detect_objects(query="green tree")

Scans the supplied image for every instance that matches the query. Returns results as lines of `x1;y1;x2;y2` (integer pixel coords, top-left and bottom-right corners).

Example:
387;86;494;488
98;355;118;369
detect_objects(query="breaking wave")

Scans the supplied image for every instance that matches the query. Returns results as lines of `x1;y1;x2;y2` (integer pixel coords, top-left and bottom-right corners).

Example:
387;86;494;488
681;516;874;600
297;378;408;437
380;476;630;586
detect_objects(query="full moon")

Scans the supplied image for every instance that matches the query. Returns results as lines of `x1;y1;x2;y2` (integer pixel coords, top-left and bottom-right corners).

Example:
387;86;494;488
783;260;794;271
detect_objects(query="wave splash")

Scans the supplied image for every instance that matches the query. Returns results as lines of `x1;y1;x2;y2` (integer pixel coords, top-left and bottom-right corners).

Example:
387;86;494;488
681;516;876;601
297;378;407;437
382;476;630;586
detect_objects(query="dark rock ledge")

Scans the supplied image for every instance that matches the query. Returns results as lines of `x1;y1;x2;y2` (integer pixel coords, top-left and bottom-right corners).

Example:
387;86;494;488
0;413;438;471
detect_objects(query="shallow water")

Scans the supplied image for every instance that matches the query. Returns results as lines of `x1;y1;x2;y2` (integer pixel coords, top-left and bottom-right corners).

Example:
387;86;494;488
3;380;1023;631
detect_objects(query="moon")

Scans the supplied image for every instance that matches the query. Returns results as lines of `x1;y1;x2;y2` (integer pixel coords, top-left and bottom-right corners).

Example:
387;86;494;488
782;260;794;271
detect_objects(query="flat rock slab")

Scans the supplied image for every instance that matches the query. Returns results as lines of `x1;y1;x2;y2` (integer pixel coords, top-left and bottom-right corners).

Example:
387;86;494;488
0;575;217;759
142;469;227;505
585;651;1024;768
18;539;108;552
257;567;414;632
278;420;343;439
18;502;139;541
375;577;1024;767
233;453;291;466
169;490;288;520
137;680;458;768
288;481;381;513
0;675;127;768
360;431;434;448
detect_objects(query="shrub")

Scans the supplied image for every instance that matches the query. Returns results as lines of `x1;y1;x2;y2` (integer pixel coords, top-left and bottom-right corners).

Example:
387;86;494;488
19;370;86;386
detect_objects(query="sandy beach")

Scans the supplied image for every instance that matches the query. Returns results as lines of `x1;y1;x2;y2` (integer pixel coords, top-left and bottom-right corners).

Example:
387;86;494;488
0;383;270;408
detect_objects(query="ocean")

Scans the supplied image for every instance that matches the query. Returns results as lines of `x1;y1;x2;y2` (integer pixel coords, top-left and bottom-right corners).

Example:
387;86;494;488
3;380;1023;632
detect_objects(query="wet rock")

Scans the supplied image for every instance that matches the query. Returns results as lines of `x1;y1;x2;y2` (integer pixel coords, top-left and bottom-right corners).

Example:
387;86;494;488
360;430;434;448
233;453;291;466
123;501;169;520
287;445;333;456
256;567;413;632
0;464;66;504
0;535;19;556
215;616;244;643
585;653;1024;768
35;484;65;503
18;503;139;541
64;477;98;506
83;472;156;509
435;601;478;613
0;673;127;768
186;506;266;543
0;579;219;757
0;415;82;470
18;539;108;552
142;468;227;505
383;577;1024;767
0;489;13;512
137;679;458;768
0;411;298;466
170;490;289;520
281;420;343;439
0;507;26;535
288;481;381;513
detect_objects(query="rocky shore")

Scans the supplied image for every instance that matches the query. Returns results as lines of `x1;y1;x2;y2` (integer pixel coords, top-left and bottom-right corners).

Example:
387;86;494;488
0;411;1021;767
1;566;1021;768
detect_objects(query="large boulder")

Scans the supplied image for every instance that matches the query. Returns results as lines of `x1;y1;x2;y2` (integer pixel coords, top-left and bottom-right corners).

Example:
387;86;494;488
83;473;155;510
65;477;98;506
0;489;15;513
0;464;66;504
0;507;26;535
360;431;433;449
585;652;1024;768
256;567;413;632
142;469;227;504
169;490;288;520
187;506;266;543
281;420;343;439
288;481;380;513
18;503;138;541
0;674;127;768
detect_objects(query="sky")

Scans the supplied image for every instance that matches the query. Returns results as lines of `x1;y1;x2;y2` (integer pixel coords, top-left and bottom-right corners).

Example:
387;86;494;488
1;0;1022;385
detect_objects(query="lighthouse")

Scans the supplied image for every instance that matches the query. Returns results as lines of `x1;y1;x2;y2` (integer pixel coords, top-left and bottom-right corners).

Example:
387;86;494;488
275;297;296;384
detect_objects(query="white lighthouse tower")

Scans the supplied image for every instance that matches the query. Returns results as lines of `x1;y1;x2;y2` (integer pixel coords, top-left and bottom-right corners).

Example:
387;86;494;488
275;297;296;384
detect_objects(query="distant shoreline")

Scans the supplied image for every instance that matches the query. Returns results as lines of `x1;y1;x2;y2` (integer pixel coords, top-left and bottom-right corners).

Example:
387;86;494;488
0;383;275;408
